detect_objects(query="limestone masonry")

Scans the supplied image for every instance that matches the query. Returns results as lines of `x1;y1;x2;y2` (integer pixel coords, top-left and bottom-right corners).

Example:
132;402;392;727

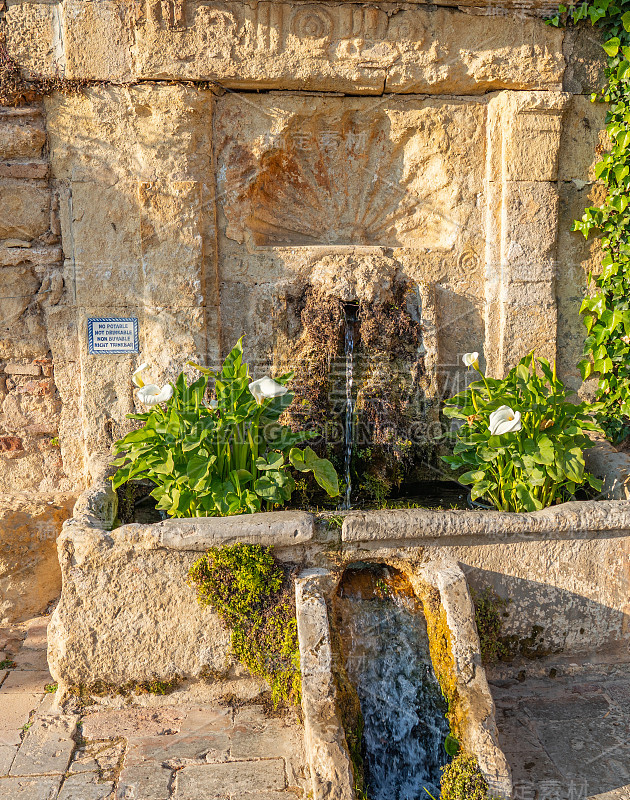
0;0;609;621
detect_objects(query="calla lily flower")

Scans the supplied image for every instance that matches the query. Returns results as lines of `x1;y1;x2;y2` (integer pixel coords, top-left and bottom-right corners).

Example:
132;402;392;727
137;383;174;407
249;376;288;404
132;362;149;388
489;405;522;436
462;352;480;369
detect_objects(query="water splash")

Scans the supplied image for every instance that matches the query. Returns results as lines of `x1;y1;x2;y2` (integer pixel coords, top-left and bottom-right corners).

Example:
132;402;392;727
338;568;450;799
341;303;358;511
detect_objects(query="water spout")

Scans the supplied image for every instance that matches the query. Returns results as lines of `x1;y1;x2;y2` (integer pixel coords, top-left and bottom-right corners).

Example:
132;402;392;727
341;302;358;510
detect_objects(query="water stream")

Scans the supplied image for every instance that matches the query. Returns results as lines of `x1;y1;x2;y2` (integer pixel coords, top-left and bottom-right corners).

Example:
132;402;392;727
337;566;450;799
341;303;358;510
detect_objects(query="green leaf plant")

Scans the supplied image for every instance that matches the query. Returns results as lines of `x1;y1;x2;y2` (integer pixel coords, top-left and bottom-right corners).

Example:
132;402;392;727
111;339;339;517
548;0;630;443
442;352;603;512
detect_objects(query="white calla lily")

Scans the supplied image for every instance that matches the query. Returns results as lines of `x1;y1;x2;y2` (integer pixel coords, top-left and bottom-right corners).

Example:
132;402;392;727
137;383;174;407
489;405;522;436
462;352;480;369
249;376;288;404
132;362;149;388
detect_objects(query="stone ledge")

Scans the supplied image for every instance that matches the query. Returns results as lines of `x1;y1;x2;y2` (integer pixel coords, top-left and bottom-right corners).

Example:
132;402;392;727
341;500;630;543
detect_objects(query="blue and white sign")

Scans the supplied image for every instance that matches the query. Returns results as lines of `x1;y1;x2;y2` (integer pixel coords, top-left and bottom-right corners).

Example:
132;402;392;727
88;317;139;355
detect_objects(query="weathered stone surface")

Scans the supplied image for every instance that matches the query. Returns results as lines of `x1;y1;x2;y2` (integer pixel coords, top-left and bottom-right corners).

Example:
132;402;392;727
156;511;315;551
342;501;630;543
7;1;563;94
0;494;75;624
0;671;52;695
409;559;512;797
116;763;172;800
175;759;286;797
0;744;17;776
58;774;115;800
0;181;50;241
0;693;42;746
10;713;76;776
47;522;233;686
295;570;356;800
0;776;63;799
559;95;610;182
0;120;46;160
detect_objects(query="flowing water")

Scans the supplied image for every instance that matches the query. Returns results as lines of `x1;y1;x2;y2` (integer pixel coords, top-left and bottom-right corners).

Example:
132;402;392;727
341;304;358;510
337;566;450;799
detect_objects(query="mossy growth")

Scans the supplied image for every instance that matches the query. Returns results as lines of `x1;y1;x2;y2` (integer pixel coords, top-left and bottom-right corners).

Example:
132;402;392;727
188;543;301;708
439;753;490;800
471;587;511;664
419;585;461;739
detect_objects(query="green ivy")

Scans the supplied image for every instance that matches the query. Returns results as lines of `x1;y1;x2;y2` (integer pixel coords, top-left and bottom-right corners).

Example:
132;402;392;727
549;1;630;442
188;543;301;708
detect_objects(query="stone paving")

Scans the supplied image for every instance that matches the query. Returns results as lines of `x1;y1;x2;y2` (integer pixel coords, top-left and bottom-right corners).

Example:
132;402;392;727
0;616;310;800
488;654;630;800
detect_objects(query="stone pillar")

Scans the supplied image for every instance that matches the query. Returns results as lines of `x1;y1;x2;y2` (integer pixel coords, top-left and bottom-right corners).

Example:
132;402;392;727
484;91;571;377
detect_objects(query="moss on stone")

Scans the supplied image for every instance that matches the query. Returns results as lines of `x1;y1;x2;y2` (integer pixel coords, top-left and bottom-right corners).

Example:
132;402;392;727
188;543;301;708
439;753;489;800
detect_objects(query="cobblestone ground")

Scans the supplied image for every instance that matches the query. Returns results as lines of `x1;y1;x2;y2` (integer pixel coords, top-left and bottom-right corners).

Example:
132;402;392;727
0;616;309;800
488;654;630;800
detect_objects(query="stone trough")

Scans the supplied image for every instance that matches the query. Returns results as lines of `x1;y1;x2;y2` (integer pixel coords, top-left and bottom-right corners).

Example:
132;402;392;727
47;442;630;799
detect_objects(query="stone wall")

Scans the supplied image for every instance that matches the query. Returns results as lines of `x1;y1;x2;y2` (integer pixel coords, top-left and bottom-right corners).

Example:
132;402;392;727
0;1;610;618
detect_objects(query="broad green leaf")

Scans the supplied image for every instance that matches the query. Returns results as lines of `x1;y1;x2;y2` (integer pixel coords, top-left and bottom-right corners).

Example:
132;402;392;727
289;446;339;497
603;37;620;57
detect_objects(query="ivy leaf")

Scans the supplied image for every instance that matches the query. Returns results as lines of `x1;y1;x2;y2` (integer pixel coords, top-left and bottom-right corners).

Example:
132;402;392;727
622;10;630;30
603;36;620;56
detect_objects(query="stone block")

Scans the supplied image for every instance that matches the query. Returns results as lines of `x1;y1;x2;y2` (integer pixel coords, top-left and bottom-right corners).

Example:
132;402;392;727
47;522;233;685
139;181;204;309
0;693;42;746
3;2;63;77
4;362;41;377
69;182;143;307
10;713;76;776
0;267;40;330
58;774;115;800
0;744;17;776
0;493;75;624
63;0;135;82
45;85;213;184
505;112;564;182
175;759;286;797
0;163;49;180
0;181;50;241
0;121;46;160
563;24;607;95
0;776;62;800
116;763;172;800
0;671;51;694
502;181;560;277
0;391;61;436
559;95;610;182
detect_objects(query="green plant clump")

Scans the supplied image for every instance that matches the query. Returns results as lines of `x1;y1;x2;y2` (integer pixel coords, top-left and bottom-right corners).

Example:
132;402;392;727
548;1;630;443
438;753;490;800
471;588;511;664
442;352;603;511
188;543;301;708
111;339;338;518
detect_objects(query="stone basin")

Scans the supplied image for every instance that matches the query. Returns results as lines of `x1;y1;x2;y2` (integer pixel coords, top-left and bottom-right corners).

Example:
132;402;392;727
47;441;630;799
